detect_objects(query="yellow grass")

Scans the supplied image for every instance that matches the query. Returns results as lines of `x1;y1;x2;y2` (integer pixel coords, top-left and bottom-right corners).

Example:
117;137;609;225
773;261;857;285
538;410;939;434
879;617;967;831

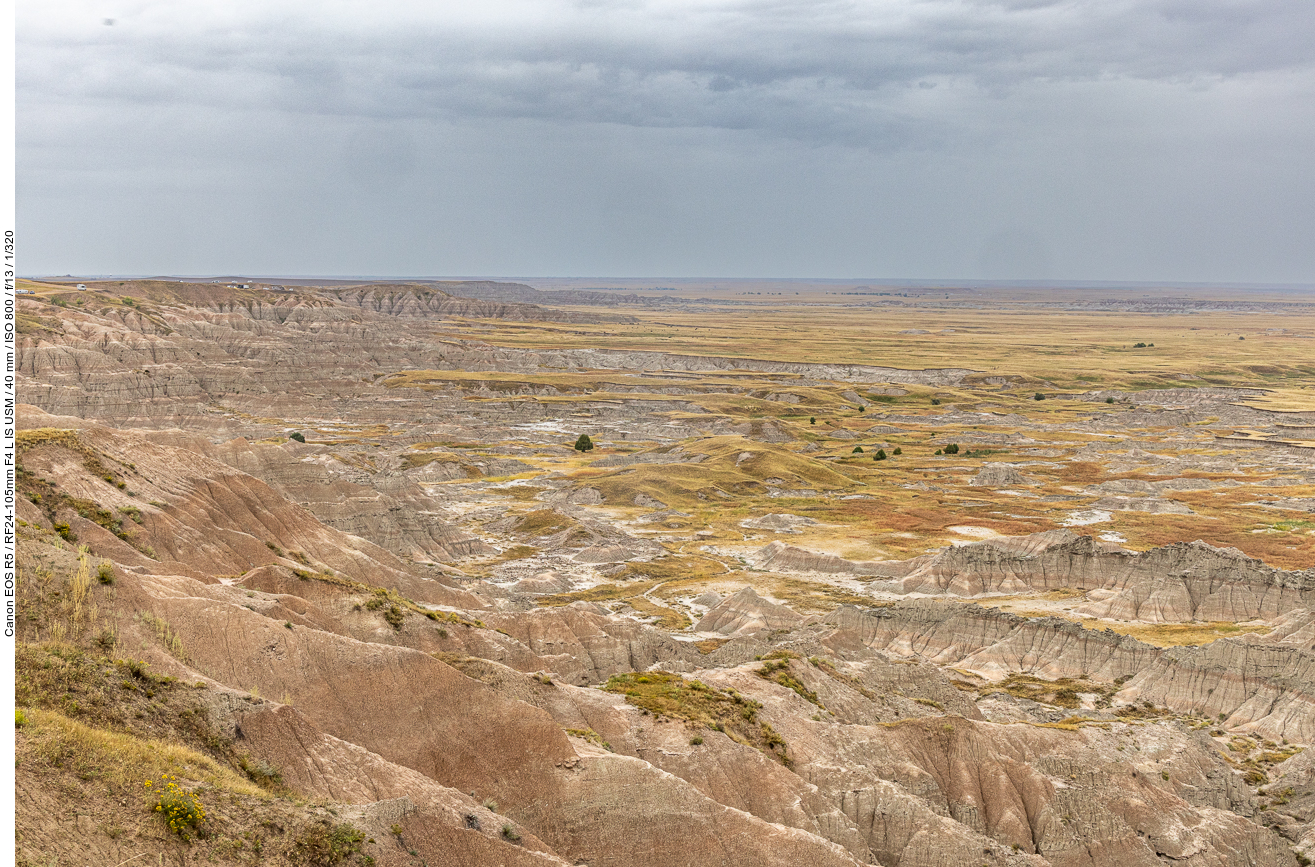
429;306;1315;392
19;706;267;797
1101;621;1271;647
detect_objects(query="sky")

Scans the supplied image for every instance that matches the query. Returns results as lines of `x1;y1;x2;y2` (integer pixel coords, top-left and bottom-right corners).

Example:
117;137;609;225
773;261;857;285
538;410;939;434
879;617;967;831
16;0;1315;283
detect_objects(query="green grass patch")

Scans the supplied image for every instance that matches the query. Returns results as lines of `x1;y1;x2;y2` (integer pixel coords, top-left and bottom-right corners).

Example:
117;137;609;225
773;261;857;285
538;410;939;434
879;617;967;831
602;672;791;766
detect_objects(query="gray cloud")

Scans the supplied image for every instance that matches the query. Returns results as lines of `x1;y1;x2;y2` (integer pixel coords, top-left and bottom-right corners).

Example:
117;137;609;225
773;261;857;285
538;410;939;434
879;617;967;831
21;1;1315;143
16;1;1315;281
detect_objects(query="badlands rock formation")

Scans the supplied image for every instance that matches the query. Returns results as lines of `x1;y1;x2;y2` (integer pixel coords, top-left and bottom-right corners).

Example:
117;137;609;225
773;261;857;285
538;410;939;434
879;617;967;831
13;278;1314;866
896;530;1315;622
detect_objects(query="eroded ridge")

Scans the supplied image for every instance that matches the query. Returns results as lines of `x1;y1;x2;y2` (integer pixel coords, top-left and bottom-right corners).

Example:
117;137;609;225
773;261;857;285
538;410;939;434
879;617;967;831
14;277;1315;866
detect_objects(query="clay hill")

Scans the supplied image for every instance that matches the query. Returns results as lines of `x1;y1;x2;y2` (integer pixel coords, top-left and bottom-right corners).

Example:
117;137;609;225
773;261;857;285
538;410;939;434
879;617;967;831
12;278;1315;867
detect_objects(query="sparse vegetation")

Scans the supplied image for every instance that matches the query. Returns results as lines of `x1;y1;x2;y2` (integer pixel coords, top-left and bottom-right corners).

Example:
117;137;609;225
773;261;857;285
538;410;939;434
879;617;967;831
565;727;613;751
756;651;823;708
290;820;370;866
602;672;791;766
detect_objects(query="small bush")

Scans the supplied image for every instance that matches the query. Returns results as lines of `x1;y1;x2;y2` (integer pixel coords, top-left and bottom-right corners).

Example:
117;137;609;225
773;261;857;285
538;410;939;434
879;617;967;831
289;432;306;443
483;798;498;813
383;605;405;629
852;446;863;453
1106;396;1115;404
573;434;594;452
809;417;815;424
892;447;902;455
873;449;887;461
930;398;941;405
147;774;206;840
943;443;959;454
1239;336;1245;341
238;755;284;789
16;709;28;727
689;736;704;745
1133;342;1146;348
97;562;115;585
1034;392;1045;400
291;821;368;866
501;824;521;843
53;522;75;542
935;449;943;455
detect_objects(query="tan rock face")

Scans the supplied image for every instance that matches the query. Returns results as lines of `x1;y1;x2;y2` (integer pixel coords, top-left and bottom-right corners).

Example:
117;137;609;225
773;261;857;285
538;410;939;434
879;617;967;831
897;530;1314;622
751;540;913;576
825;601;1315;743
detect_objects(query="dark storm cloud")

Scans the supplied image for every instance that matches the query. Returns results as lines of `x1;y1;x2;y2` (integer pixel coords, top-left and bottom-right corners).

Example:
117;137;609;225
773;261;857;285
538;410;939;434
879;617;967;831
20;1;1315;148
16;1;1315;281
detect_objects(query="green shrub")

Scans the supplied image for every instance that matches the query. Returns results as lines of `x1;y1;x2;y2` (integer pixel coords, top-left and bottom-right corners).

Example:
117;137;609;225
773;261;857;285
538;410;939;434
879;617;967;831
289;432;306;443
943;444;960;455
930;398;941;405
291;821;368;865
16;709;28;727
1034;392;1045;400
501;824;521;843
852;446;863;453
1106;396;1115;404
873;449;887;461
97;562;115;585
573;434;594;452
383;605;405;629
689;736;703;745
809;417;815;424
238;755;284;789
892;447;902;455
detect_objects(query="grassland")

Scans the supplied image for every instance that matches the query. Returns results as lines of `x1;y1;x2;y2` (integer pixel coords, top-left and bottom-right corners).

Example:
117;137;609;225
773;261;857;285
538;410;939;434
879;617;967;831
431;305;1315;397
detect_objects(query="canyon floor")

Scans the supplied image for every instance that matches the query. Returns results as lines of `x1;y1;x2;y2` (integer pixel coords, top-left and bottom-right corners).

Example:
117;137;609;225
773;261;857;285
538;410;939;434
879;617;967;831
13;277;1315;867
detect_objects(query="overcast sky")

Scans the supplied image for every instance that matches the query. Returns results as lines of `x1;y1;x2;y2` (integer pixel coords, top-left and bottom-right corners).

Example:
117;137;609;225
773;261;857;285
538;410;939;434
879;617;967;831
17;0;1315;282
